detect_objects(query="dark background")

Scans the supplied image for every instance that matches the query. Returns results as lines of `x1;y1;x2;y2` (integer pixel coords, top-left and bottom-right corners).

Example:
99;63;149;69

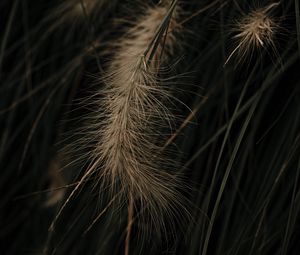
1;0;300;254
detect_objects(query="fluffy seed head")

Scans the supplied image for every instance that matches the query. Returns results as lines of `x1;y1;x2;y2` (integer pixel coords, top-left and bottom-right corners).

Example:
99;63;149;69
87;2;187;233
226;3;280;64
51;2;188;237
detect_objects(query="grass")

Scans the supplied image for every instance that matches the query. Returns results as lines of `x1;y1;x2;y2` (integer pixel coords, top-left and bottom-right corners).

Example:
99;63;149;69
1;0;300;254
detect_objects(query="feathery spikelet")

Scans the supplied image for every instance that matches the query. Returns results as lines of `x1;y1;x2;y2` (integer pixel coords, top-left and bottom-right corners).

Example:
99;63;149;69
50;1;188;236
225;3;280;65
90;1;186;230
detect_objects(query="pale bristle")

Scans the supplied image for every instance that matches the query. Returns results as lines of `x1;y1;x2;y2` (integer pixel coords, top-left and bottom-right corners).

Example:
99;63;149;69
50;2;187;233
225;3;280;65
91;2;186;229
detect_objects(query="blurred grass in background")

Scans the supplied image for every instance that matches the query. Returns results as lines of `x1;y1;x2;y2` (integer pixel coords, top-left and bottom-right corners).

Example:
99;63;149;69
1;0;300;254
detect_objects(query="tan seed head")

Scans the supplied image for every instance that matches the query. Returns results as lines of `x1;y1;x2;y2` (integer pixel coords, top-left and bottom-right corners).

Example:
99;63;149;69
226;3;280;65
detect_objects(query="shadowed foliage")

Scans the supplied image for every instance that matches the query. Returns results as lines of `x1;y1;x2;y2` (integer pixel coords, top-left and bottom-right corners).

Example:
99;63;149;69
1;0;300;254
